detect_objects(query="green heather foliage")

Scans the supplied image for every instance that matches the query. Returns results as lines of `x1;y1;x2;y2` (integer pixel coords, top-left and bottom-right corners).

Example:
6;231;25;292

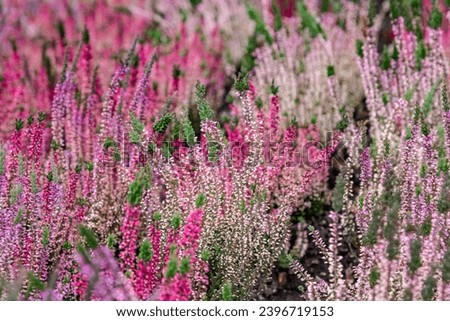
129;113;145;144
221;282;233;301
0;145;5;175
182;115;196;146
195;82;213;121
297;0;326;38
138;239;153;262
153;113;173;134
246;4;273;45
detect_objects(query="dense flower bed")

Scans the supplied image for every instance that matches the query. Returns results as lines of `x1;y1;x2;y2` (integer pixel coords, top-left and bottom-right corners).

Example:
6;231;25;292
0;0;450;301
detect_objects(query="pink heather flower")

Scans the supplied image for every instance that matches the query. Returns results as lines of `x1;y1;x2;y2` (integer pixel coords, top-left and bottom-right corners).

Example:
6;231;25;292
77;246;137;301
134;259;156;300
119;203;141;275
360;147;372;188
6;125;22;180
179;209;203;257
160;209;205;301
73;273;88;300
65;172;78;210
269;94;280;138
133;225;162;300
159;273;192;301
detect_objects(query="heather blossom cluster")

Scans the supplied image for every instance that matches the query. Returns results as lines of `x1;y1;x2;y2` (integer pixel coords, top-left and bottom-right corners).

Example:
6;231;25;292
1;0;450;302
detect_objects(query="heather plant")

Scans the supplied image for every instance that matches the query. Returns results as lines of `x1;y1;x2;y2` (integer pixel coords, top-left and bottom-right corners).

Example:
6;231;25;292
356;7;449;155
0;43;337;300
252;0;372;133
0;0;226;138
154;0;259;75
288;0;450;301
291;93;450;300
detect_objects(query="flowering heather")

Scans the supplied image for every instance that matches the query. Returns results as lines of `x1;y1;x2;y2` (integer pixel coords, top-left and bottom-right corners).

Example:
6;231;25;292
1;0;450;302
252;0;368;133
